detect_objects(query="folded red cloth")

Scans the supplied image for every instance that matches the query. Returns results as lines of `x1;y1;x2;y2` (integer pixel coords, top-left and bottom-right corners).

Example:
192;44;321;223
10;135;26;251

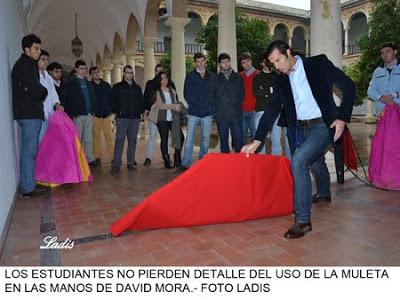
111;153;293;236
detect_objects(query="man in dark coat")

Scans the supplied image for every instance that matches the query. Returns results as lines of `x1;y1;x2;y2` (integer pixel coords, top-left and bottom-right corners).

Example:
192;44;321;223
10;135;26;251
242;40;355;239
110;65;145;174
64;60;98;166
209;53;244;153
12;34;49;197
89;66;113;164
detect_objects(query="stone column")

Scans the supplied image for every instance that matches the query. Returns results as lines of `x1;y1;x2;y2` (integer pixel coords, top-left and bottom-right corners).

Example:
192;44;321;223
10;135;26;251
366;99;374;118
218;0;238;71
310;0;342;67
305;38;310;57
102;63;113;84
288;35;293;47
126;49;136;75
111;61;123;84
344;27;349;55
165;17;191;104
143;36;158;83
311;0;344;184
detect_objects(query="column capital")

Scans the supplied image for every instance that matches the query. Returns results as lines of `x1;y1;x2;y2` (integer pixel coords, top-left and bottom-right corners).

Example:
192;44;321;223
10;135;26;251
112;61;123;69
165;17;191;32
102;63;113;72
125;49;136;57
144;36;158;45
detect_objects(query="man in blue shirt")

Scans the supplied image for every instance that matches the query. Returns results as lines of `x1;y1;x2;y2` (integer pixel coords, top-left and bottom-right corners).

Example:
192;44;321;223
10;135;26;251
368;42;400;115
180;52;215;171
242;40;355;239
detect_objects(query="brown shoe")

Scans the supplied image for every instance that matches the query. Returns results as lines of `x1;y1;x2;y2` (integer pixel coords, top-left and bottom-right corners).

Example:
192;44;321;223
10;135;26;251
284;222;312;239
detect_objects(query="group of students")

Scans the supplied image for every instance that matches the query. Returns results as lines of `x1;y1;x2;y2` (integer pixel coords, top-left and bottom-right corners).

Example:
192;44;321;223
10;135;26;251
12;30;399;240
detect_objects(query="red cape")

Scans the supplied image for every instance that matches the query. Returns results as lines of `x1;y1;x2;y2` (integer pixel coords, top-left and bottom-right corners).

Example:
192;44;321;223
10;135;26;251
111;153;293;236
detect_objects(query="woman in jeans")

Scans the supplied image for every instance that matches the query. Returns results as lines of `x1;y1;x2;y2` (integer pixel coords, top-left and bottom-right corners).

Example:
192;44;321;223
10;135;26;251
152;72;185;168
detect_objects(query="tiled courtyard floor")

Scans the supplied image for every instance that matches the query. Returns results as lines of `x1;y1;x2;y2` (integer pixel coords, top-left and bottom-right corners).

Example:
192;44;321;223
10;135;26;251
1;121;400;266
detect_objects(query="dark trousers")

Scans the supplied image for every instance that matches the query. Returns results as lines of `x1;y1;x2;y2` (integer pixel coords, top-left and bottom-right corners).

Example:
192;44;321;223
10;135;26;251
157;121;184;156
112;118;140;168
216;119;243;153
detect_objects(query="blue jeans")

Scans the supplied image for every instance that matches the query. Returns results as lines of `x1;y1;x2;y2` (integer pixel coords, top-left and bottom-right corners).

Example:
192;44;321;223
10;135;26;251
38;119;49;144
242;111;255;144
216;119;242;153
255;111;291;159
112;118;140;168
182;115;213;167
17;119;42;193
291;123;331;223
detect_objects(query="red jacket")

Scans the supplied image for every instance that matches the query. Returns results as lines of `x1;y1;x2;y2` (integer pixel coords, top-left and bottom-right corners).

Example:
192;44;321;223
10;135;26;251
240;70;259;112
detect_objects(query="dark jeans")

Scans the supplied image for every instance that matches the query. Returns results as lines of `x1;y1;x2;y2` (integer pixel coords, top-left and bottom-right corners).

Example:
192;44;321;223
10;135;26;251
216;119;243;153
112;118;140;168
157;121;184;156
17;119;42;193
291;123;331;223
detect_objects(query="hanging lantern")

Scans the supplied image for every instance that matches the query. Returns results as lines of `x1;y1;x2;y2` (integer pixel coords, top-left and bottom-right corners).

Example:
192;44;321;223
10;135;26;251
71;13;83;58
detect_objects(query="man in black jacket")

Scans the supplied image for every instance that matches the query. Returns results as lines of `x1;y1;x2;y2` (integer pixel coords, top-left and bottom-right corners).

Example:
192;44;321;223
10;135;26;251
89;66;113;164
48;61;66;105
12;34;49;197
110;65;144;174
242;40;355;239
209;53;244;153
65;60;97;166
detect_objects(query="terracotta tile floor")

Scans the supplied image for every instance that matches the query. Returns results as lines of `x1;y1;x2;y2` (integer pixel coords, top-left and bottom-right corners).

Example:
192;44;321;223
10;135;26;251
1;121;400;266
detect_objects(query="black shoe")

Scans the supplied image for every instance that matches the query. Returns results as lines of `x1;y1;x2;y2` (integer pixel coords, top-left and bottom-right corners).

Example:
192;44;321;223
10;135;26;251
162;154;173;169
284;222;312;239
36;184;51;192
89;160;99;167
178;165;189;172
127;164;137;171
95;158;102;166
144;158;152;166
312;194;331;203
111;166;120;174
134;160;137;166
174;150;182;168
22;188;47;198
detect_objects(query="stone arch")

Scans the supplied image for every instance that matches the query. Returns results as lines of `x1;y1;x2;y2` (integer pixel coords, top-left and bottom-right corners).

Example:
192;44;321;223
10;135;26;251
291;26;306;53
113;32;125;59
187;9;205;25
186;11;202;46
103;44;112;62
126;14;139;52
96;53;102;67
188;10;204;26
273;23;289;43
144;0;162;37
348;11;368;54
207;14;218;25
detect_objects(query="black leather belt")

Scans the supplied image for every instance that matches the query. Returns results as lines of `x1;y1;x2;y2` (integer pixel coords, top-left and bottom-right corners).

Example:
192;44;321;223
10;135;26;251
298;117;324;127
